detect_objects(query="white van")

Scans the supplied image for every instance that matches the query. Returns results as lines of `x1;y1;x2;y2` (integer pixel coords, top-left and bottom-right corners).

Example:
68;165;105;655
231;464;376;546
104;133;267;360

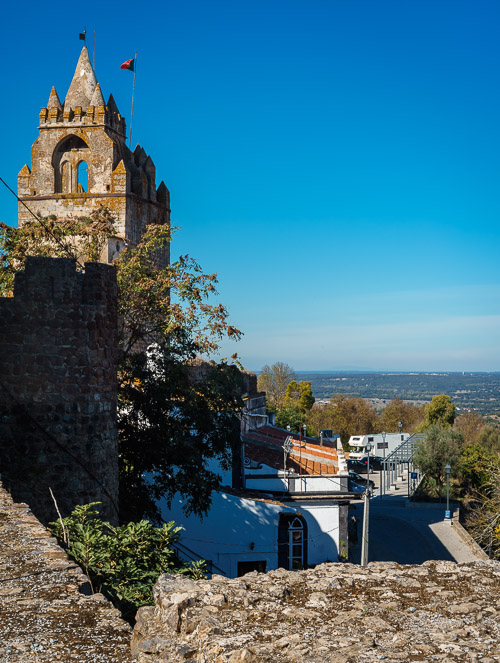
348;432;409;459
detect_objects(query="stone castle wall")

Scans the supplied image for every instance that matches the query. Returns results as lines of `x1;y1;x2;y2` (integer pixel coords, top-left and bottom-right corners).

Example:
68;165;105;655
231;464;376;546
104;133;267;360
0;256;119;524
2;471;499;662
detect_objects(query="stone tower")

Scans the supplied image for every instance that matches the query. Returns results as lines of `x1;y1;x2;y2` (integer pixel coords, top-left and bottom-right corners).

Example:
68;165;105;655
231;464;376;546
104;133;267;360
17;46;170;263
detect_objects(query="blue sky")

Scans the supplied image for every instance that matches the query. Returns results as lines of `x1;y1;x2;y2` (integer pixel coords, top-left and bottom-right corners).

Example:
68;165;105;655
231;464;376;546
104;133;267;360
1;1;499;371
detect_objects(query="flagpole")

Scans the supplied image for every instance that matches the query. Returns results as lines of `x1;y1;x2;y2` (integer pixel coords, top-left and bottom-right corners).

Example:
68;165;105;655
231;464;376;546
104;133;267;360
93;30;96;69
129;52;138;148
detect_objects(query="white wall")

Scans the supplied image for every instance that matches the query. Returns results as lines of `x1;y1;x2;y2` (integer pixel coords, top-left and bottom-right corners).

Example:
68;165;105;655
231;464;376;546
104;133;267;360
296;502;342;565
158;490;298;578
245;473;348;493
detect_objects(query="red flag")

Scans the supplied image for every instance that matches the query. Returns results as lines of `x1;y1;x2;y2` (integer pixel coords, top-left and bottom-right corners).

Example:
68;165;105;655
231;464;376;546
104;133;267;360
120;58;135;72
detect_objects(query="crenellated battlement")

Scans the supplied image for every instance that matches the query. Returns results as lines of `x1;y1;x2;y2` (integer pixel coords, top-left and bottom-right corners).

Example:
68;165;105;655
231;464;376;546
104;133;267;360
39;87;127;137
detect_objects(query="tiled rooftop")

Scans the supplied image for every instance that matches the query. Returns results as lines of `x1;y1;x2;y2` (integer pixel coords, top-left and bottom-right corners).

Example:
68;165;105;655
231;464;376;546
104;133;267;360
244;425;339;476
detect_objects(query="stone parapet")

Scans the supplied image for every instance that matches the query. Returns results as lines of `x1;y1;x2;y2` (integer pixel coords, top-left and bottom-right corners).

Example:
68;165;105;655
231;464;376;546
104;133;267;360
133;559;500;662
0;482;132;662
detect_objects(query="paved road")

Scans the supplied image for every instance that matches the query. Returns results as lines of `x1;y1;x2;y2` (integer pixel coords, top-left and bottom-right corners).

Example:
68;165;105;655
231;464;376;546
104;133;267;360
349;471;483;565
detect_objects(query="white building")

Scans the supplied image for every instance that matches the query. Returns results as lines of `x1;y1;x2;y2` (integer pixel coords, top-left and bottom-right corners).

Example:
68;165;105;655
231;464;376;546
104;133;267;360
159;424;351;577
159;486;348;577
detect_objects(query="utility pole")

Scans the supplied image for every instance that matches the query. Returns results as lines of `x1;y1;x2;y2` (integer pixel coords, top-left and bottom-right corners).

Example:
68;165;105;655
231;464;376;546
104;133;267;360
360;487;370;567
360;442;372;567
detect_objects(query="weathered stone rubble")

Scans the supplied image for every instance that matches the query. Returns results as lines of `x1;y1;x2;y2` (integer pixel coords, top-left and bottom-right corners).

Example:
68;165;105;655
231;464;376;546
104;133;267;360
0;484;132;662
133;560;500;663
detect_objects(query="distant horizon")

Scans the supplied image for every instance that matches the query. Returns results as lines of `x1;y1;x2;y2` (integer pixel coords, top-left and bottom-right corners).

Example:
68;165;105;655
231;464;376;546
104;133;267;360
252;368;500;375
254;370;500;414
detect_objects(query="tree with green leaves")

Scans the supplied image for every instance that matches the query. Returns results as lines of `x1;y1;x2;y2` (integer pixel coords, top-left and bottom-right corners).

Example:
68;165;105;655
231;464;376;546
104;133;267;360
284;380;315;412
413;425;464;498
0;210;243;522
458;443;494;494
49;502;205;620
275;403;306;433
257;362;295;411
420;394;456;430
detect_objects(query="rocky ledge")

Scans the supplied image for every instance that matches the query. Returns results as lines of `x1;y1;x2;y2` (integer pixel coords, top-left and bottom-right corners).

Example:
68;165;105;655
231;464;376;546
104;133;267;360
133;560;500;663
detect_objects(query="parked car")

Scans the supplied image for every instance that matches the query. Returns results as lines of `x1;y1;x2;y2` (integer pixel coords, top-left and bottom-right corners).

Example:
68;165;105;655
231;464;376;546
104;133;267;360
370;456;397;471
346;457;368;472
347;478;366;497
349;471;375;491
347;456;394;473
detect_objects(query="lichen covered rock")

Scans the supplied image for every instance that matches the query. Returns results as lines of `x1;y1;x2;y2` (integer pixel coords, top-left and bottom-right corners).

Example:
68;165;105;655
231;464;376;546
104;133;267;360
133;561;500;662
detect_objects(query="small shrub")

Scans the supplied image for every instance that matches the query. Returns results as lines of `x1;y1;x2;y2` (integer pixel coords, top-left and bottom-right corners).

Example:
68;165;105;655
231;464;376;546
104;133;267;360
50;502;206;621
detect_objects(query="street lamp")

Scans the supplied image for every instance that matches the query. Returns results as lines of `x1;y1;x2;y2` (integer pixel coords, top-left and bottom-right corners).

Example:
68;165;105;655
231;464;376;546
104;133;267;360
302;424;307;440
381;430;387;459
283;436;293;481
444;463;451;520
361;442;372;567
365;442;372;489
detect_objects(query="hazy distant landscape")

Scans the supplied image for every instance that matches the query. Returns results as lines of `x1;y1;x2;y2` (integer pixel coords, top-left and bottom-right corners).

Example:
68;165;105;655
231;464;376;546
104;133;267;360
296;372;500;415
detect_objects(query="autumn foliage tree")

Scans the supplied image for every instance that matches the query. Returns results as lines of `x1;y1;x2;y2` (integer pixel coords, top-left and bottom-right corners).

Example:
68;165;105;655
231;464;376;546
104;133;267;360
257;362;295;411
306;394;378;445
462;451;500;560
378;398;424;434
453;411;485;445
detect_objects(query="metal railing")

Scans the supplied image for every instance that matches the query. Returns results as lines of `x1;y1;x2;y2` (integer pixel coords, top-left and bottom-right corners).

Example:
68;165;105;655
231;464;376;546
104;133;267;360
172;540;226;577
380;432;424;498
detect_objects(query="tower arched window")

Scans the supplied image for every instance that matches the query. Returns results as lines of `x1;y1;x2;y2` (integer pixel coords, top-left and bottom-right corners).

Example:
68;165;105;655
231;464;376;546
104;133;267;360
77;161;89;192
52;135;91;193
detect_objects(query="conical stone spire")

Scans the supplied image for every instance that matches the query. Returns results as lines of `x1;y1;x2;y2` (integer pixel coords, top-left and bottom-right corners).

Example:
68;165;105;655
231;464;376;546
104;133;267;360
64;45;98;112
107;93;120;115
90;82;105;107
47;86;62;110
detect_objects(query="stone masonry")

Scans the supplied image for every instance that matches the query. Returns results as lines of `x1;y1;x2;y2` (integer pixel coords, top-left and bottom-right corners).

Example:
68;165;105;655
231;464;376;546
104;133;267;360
132;562;500;663
0;256;119;524
18;45;170;264
2;472;499;663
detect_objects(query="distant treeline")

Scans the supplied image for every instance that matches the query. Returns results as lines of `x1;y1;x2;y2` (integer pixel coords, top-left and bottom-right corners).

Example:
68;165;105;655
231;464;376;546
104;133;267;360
296;372;500;415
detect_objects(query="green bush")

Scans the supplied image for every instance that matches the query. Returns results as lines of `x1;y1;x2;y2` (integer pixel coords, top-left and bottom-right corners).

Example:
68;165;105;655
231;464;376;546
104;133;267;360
50;502;206;620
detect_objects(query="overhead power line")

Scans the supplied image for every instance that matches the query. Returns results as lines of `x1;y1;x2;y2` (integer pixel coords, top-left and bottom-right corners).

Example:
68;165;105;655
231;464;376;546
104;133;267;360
0;175;85;269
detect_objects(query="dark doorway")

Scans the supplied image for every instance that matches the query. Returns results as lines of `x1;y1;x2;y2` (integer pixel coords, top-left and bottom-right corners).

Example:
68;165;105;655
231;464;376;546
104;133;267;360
278;514;308;570
237;560;267;576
